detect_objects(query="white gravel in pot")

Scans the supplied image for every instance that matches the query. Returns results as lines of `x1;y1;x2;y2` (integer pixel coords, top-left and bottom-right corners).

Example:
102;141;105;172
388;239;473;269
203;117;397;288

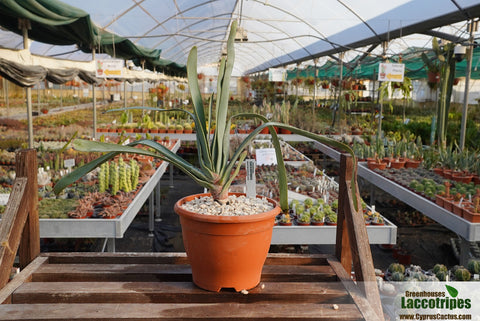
181;194;274;216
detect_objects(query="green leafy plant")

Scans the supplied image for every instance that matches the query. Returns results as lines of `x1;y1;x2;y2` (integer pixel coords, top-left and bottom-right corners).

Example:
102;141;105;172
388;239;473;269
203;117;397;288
54;21;357;213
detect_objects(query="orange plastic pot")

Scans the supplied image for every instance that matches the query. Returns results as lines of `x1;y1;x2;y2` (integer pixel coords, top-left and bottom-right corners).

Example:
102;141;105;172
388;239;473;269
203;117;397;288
174;192;281;292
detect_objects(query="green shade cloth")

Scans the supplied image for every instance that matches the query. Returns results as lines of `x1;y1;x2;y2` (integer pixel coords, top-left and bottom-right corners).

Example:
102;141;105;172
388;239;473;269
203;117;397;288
0;0;185;76
287;45;480;81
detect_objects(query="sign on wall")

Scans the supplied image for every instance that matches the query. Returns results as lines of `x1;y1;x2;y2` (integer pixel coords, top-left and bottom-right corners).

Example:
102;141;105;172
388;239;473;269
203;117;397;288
268;68;286;82
378;63;405;82
96;59;124;78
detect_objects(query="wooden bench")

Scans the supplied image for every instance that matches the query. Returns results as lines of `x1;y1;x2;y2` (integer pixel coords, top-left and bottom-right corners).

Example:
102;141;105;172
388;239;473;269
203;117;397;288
0;149;384;320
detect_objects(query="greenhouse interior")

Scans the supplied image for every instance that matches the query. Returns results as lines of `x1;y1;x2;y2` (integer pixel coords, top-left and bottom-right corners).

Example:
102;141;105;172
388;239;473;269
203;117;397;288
1;0;480;320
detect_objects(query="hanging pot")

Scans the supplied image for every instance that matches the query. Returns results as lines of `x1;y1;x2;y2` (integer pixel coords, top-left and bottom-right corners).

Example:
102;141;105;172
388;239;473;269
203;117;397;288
174;192;281;292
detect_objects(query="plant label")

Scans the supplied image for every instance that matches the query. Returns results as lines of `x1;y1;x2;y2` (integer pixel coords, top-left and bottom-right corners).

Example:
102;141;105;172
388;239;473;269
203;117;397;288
245;159;256;199
64;158;75;169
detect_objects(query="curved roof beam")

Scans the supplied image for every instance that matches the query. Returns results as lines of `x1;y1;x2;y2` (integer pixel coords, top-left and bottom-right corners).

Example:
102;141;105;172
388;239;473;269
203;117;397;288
336;0;383;44
248;0;339;53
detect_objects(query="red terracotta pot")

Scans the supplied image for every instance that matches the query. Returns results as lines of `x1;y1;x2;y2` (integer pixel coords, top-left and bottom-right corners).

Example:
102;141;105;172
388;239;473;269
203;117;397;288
390;160;406;169
367;161;387;171
427;71;440;83
405;159;421;168
280;128;292;134
174;193;280;292
463;209;480;223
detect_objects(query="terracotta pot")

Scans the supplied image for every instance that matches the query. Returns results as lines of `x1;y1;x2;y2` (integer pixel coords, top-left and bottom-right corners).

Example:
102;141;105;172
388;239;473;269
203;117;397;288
280;128;292;134
184;129;193;134
260;127;269;134
367;161;387;171
405;159;421;168
452;173;472;184
463;209;480;223
433;168;443;176
443;169;453;179
427;71;440;83
390;160;406;169
174;192;281;292
167;129;175;133
311;221;324;226
158;129;167;133
443;199;454;212
278;222;292;226
124;128;134;133
296;220;311;226
175;129;183;134
435;195;444;207
452;202;464;217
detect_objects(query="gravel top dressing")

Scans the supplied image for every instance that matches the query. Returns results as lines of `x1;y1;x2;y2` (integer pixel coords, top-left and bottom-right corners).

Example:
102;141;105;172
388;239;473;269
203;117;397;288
181;195;274;216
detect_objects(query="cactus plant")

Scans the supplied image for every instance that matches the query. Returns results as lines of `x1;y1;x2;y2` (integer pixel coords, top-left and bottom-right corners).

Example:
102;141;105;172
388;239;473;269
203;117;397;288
388;263;405;274
467;259;480;275
455;267;471;281
391;271;405;281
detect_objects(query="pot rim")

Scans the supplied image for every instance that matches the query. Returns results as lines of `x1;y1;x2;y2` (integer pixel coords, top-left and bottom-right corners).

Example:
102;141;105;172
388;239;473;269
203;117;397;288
174;192;281;224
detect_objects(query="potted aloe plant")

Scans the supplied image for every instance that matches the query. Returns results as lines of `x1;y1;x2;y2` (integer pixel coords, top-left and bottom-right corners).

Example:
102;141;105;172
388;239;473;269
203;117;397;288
54;21;357;292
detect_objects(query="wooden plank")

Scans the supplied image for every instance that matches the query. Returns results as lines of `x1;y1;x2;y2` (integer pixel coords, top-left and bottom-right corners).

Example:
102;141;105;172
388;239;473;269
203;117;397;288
12;281;353;304
43;252;330;266
0;256;48;304
336;154;353;274
329;258;383;321
16;149;40;269
31;263;336;283
0;178;28;288
0;303;364;320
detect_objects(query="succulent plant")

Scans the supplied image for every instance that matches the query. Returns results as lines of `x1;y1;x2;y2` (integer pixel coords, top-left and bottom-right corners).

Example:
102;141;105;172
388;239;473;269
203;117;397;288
388;263;405;274
54;21;357;215
467;259;480;275
455;268;471;281
391;271;405;281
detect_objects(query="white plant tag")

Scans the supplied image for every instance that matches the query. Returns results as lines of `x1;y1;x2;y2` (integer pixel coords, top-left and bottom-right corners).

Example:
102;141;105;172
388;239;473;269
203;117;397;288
245;159;256;199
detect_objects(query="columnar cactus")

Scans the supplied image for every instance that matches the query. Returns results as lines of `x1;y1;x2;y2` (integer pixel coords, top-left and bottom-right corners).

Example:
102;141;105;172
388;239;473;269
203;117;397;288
130;159;139;189
98;162;108;193
111;164;119;195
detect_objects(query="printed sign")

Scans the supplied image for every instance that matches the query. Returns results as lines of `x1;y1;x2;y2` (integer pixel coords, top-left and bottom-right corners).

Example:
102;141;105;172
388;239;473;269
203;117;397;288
268;68;286;82
378;63;405;82
96;59;124;78
255;148;277;166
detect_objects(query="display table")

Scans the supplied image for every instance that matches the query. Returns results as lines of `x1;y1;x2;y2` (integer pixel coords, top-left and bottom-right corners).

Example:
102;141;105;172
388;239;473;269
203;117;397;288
38;140;180;252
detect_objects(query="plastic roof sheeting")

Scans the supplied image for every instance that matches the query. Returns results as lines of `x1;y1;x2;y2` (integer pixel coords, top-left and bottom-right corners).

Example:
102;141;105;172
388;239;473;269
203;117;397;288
1;0;480;77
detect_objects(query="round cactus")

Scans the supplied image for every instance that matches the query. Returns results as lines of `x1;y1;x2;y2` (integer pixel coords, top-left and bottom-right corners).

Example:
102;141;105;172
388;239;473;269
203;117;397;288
467;259;480;275
435;270;448;281
388;263;405;274
391;271;404;281
304;198;314;208
455;268;471;281
432;264;448;275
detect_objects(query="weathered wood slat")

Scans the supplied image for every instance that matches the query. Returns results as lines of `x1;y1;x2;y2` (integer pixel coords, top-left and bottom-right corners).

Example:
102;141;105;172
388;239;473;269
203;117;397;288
0;303;365;320
44;252;330;266
0;178;28;289
31;263;336;283
0;256;47;304
12;281;353;304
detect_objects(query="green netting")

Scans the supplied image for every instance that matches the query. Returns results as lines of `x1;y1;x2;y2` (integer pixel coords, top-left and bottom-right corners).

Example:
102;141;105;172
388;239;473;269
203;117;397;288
287;45;480;81
0;0;185;76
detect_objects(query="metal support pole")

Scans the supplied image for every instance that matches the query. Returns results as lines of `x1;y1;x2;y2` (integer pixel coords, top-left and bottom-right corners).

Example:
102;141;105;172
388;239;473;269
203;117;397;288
60;84;63;109
460;21;476;150
37;84;40;116
169;163;174;188
148;192;155;237
124;80;127;109
92;48;97;139
155;181;162;222
3;78;9;117
313;58;318;113
21;22;34;148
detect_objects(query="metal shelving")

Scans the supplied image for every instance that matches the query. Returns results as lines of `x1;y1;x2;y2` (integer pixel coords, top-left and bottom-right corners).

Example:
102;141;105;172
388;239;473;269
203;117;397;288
38;140;180;251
